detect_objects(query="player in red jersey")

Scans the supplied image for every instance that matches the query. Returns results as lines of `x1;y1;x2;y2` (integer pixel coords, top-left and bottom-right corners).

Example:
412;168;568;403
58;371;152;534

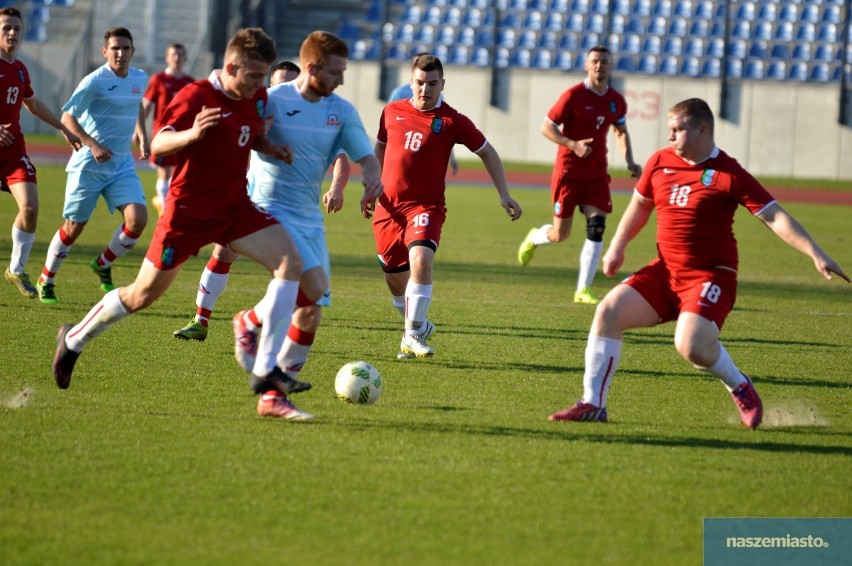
373;54;522;359
0;6;81;299
52;28;313;414
549;98;849;429
518;46;641;306
140;43;193;216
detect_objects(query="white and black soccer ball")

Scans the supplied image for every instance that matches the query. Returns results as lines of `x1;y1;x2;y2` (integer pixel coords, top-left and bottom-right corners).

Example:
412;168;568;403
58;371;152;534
335;361;382;405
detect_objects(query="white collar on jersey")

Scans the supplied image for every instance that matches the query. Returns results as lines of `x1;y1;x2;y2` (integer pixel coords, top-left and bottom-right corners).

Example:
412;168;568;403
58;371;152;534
681;145;720;165
208;70;242;100
583;79;609;96
407;96;444;112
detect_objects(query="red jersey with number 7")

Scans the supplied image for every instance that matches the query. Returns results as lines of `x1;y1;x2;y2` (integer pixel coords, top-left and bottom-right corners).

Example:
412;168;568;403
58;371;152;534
635;146;776;273
377;99;486;206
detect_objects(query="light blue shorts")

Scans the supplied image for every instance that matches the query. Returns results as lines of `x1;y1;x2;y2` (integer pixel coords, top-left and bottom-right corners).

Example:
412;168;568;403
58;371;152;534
276;216;331;307
62;170;146;221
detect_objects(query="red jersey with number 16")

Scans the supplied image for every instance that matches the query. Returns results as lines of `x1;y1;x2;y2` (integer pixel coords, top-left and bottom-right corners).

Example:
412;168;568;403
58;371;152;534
635;147;775;273
0;58;35;157
547;82;627;181
157;71;267;220
377;99;486;206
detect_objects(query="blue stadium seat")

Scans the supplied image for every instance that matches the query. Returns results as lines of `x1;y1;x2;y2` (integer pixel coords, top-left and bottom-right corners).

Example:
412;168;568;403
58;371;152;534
813;43;835;62
753;21;773;41
539;30;558;49
791;42;811;61
726;59;742;79
673;0;692;18
658;55;678;74
524;10;543;30
774;21;794;41
350;39;369;60
694;0;713;19
684;37;704;57
610;14;626;33
680;56;700;76
632;0;651;18
612;0;631;15
709;20;725;37
519;30;537;49
444;7;462;25
529;0;549;10
457;26;476;46
449;45;470;64
726;38;746;59
423;6;441;25
809;63;830;82
437;25;455;45
544;11;563;31
787;61;808;81
450;0;468;7
831;65;842;82
744;59;764;79
389;43;411;61
769;43;788;60
797;22;815;42
621;33;641;54
766;61;786;80
587;13;605;33
668;17;687;36
647;16;666;35
731;20;750;39
512;48;532;67
705;37;723;58
757;3;776;22
822;5;841;24
472;47;490;66
475;29;494;48
555;50;573;70
616;56;636;72
591;0;609;13
550;0;568;10
566;13;584;32
497;28;517;48
700;58;720;77
52;0;76;5
606;32;620;53
402;5;421;23
495;47;510;68
778;3;798;23
736;1;755;21
533;49;553;69
637;54;657;73
626;16;645;34
463;8;482;26
579;32;599;51
509;0;528;9
396;23;415;43
818;23;837;42
416;24;435;44
560;32;579;50
689;19;709;37
653;0;671;18
800;4;819;24
571;0;589;10
642;36;661;55
662;36;682;55
748;40;767;59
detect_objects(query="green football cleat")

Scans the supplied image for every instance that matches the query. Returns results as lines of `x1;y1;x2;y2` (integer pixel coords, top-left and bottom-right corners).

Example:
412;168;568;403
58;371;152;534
5;268;37;298
573;287;600;305
517;228;538;266
90;258;115;292
174;319;208;341
37;281;58;304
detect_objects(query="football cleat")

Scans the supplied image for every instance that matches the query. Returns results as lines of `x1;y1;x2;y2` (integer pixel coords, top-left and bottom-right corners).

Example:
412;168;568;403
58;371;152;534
730;375;763;430
517;228;538;266
232;310;258;372
257;390;314;421
53;323;80;389
548;401;608;422
400;332;434;358
37;281;58;304
174;319;208;341
249;366;312;395
397;319;436;359
573;287;600;305
90;258;115;292
5;268;37;298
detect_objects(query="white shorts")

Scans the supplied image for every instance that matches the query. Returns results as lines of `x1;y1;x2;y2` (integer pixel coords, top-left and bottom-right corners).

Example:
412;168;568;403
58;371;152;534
276;215;331;307
62;170;145;221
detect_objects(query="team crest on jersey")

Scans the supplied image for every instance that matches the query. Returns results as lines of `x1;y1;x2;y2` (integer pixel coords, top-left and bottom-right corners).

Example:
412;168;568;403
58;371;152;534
554;202;561;215
132;85;141;94
326;113;341;126
161;246;175;267
701;169;716;186
257;99;266;117
18;69;25;84
430;117;444;133
609;102;617;114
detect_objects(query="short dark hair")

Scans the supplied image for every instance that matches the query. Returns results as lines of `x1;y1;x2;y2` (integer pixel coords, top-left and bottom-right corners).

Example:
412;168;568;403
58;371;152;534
587;45;611;57
0;7;22;20
669;98;715;135
167;43;186;52
272;60;300;75
412;53;444;78
104;27;134;47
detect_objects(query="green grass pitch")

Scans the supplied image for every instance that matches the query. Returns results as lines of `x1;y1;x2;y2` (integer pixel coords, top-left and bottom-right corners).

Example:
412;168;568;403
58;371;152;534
1;164;850;564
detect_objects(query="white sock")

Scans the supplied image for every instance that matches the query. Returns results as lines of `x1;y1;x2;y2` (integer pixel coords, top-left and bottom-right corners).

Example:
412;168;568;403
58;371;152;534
65;289;130;352
197;269;229;314
392;294;406;318
251;278;299;376
582;335;622;408
695;344;747;392
405;281;432;332
98;224;140;268
155;178;169;205
577;239;602;292
9;226;35;275
529;224;553;246
41;229;75;284
277;325;315;379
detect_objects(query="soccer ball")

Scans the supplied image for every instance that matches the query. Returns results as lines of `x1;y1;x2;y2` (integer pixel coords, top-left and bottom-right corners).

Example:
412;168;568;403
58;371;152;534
335;361;382;405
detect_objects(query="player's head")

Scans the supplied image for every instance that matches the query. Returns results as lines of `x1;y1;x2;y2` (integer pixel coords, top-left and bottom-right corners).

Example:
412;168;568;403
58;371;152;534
0;7;23;54
667;98;715;161
299;31;349;97
165;43;187;73
223;28;277;99
270;60;300;86
410;53;444;111
584;46;612;84
102;27;135;77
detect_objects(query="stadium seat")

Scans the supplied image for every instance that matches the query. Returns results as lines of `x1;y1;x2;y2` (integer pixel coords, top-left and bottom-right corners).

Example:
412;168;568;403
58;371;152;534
539;30;558;49
587;13;605;33
748;40;767;59
555;50;573;70
416;25;435;44
591;0;608;13
621;33;641;54
610;13;626;33
402;5;421;23
509;0;527;9
726;59;742;79
787;61;808;81
606;33;620;53
731;20;750;40
433;44;450;61
689;19;709;37
831;65;842;82
809;63;830;82
449;45;470;65
774;21;794;41
778;3;797;23
680;56;700;76
684;37;704;57
579;32;599;51
512;48;531;67
705;38;724;58
744;59;764;79
457;26;475;46
626;16;645;34
822;5;841;24
544;12;563;31
497;28;517;48
818;23;837;42
757;3;776;22
519;30;537;49
766;61;786;80
753;21;773;41
791;42;811;61
350;39;369;60
813;43;836;62
616;56;635;72
444;7;462;25
632;0;651;18
423;6;441;25
662;36;682;55
389;43;411;61
437;25;455;45
476;29;494;48
800;4;819;24
338;21;360;42
769;43;788;60
637;55;657;73
560;32;579;50
642;36;662;55
709;20;725;38
463;8;482;26
736;1;755;21
450;0;468;7
550;0;568;10
495;47;510;68
472;47;490;66
694;0;713;19
647;16;666;35
612;0;630;15
533;49;553;68
529;0;549;10
52;0;76;5
727;38;746;59
524;10;543;30
566;13;584;32
673;0;692;18
653;0;671;18
700;58;720;77
668;17;687;36
396;23;415;43
658;55;678;74
796;22;815;42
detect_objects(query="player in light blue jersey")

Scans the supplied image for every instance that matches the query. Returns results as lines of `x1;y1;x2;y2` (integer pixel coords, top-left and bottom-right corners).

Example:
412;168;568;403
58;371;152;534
37;27;149;304
173;31;383;392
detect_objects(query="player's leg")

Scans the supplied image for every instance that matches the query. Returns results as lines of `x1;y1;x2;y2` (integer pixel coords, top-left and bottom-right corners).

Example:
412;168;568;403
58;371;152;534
152;165;171;217
91;201;148;293
399;244;436;358
5;182;39;297
574;206;608;305
275;261;327;377
53;259;181;389
174;244;239;341
518;174;576;265
549;283;660;422
228;222;306;394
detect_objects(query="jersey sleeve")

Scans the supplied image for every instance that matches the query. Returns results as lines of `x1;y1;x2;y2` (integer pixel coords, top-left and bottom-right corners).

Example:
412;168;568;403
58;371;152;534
613;92;628;128
730;162;776;214
62;73;94;117
142;74;160;104
158;84;199;133
376;106;388;144
454;111;487;153
634;151;662;200
340;107;374;163
20;64;35;100
546;88;572;125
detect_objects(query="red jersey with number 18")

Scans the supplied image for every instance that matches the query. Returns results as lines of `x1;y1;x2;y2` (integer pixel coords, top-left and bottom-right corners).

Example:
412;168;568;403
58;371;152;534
377;99;486;206
635;147;775;273
157;72;266;219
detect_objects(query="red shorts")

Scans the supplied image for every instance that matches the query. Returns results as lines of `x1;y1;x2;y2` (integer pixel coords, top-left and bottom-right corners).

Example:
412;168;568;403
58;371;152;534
372;201;446;272
0;148;37;191
623;258;738;330
550;171;612;217
145;196;278;270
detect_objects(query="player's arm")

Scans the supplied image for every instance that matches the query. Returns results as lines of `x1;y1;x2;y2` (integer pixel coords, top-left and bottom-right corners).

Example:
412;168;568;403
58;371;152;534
61;111;112;162
251;123;293;164
22;96;82;150
374;140;386;169
541;117;592;158
356;153;383;219
612;123;641;177
602;191;654;277
151;105;221;156
756;202;849;282
449;149;459;176
135;102;150;159
134;98;155;146
475;142;522;221
322;153;352;214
